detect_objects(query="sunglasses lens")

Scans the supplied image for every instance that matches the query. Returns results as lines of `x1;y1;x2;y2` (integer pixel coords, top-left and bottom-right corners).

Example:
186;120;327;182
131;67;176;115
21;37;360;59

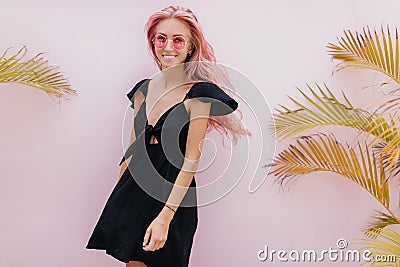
173;37;186;50
154;35;167;48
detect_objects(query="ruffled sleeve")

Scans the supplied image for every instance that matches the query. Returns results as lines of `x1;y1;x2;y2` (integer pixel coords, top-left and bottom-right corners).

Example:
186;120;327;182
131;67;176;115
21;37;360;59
187;82;238;116
126;79;149;109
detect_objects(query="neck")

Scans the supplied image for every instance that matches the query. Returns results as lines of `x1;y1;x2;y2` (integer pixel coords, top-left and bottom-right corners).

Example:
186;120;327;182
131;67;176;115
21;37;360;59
161;64;191;89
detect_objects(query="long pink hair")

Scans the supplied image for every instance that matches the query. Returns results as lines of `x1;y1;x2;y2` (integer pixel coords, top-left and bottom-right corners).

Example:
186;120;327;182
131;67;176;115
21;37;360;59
145;5;251;145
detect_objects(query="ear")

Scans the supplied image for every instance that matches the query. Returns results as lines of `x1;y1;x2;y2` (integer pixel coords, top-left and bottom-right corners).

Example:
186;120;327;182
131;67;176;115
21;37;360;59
188;43;195;55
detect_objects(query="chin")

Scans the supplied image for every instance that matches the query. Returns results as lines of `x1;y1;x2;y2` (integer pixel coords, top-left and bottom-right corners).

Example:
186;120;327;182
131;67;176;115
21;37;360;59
162;62;183;70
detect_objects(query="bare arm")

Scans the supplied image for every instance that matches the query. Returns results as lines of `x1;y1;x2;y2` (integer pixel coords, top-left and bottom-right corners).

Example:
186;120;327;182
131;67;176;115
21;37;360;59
142;98;211;251
158;98;211;220
117;92;143;182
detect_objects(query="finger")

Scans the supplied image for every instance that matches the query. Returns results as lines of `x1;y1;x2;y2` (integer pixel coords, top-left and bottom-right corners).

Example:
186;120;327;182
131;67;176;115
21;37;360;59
157;241;165;250
147;234;157;251
143;228;151;247
158;235;166;249
156;239;163;250
155;236;166;251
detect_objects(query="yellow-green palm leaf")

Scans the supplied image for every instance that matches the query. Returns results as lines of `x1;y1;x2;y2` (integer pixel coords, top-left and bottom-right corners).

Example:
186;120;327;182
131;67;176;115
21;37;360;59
273;83;392;141
367;115;399;144
359;228;400;266
327;26;400;84
366;115;400;172
363;210;400;238
270;134;390;209
0;46;76;97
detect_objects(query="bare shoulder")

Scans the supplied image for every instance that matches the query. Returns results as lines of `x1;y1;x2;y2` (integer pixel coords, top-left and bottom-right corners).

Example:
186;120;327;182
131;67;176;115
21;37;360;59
149;77;163;90
188;98;211;116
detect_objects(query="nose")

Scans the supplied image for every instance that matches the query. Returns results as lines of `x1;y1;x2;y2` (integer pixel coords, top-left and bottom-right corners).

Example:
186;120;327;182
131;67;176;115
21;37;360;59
164;39;174;51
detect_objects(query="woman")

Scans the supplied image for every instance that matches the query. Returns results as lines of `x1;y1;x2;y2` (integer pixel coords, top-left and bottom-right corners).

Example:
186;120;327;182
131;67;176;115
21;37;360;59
86;6;250;267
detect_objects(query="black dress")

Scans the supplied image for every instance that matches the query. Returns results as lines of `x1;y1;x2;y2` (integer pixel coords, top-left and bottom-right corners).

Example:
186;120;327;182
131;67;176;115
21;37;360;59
86;79;238;267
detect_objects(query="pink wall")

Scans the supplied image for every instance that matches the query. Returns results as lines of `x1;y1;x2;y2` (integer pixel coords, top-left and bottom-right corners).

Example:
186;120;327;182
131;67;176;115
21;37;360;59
1;1;399;266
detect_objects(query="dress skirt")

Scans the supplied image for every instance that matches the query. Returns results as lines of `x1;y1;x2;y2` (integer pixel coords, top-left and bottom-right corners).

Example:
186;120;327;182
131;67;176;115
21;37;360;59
86;144;198;267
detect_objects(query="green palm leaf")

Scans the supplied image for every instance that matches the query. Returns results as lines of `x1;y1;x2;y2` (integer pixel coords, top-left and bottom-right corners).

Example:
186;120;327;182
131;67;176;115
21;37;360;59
366;115;399;144
366;115;400;172
372;141;400;178
0;46;76;97
363;210;400;238
327;26;400;84
358;228;400;266
270;134;390;209
273;83;392;141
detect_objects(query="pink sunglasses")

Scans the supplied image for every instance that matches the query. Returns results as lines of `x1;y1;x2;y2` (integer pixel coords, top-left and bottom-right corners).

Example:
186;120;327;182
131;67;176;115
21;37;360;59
152;34;189;50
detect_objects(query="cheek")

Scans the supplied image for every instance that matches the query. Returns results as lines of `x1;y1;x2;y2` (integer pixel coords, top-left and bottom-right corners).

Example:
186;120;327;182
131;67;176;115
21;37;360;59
154;48;164;60
179;48;190;57
154;47;162;55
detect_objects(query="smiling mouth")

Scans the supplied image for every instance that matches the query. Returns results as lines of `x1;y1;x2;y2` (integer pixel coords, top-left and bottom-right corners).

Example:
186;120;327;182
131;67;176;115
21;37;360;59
162;55;177;59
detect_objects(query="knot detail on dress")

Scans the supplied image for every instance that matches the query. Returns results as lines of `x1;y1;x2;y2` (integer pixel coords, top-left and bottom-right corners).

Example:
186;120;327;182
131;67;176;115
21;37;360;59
144;124;162;145
119;123;163;166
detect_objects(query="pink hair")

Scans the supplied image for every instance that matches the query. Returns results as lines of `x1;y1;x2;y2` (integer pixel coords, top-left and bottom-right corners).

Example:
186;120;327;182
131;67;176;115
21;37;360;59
145;6;251;145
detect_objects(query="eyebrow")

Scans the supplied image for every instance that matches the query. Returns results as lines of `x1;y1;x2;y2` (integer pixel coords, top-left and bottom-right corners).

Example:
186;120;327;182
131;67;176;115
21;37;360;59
157;32;185;37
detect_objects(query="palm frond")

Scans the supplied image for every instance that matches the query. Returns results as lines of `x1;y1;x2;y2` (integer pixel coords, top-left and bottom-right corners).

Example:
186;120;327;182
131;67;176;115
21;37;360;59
327;26;400;84
363;210;400;238
366;115;400;171
372;141;400;178
366;114;399;144
273;83;392;141
270;134;390;209
358;228;400;266
370;96;400;116
0;46;76;97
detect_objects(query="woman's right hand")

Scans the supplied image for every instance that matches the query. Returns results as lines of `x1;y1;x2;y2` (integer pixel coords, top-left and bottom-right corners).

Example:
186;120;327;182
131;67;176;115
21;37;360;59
142;215;171;251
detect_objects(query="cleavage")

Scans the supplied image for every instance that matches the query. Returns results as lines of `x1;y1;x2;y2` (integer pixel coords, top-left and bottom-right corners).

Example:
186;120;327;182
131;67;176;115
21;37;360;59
145;83;190;127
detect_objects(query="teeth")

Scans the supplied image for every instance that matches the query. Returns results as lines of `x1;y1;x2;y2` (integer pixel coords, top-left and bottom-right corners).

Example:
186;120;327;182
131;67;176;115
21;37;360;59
163;55;176;59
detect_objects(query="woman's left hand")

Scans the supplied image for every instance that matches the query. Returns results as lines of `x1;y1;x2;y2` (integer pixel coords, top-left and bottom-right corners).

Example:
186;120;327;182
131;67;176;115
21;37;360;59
143;215;171;251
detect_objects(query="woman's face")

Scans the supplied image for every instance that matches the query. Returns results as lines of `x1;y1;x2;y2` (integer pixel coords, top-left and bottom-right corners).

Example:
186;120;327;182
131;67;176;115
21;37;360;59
153;18;193;70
